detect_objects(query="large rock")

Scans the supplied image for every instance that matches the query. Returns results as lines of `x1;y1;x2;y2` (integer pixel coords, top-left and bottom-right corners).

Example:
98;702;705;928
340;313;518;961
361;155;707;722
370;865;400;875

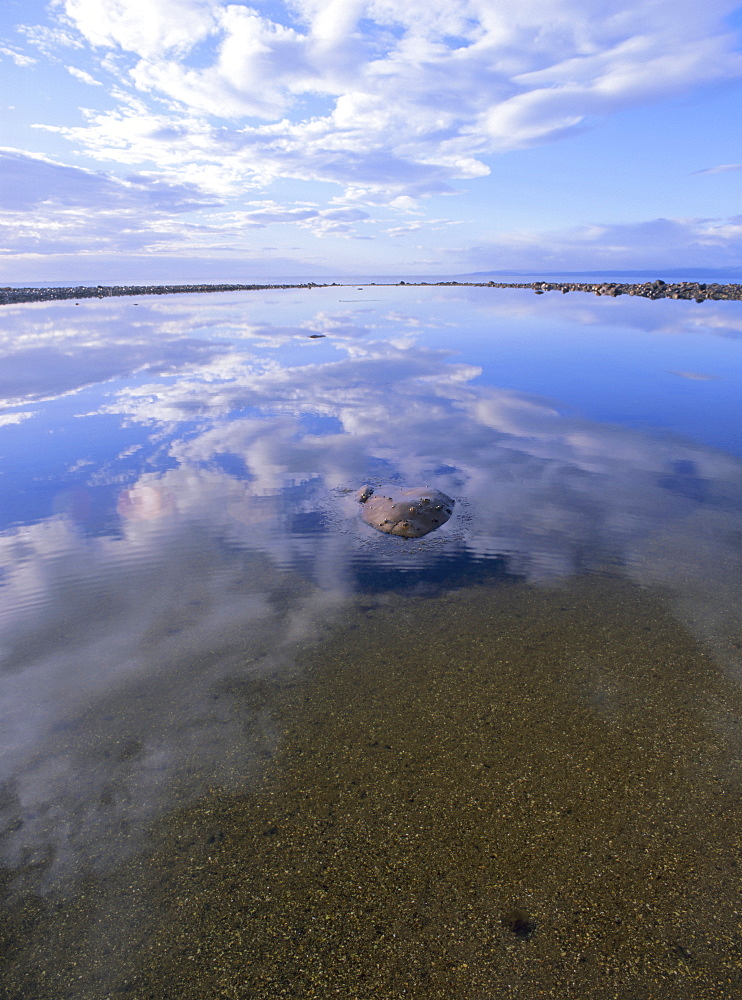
355;485;455;538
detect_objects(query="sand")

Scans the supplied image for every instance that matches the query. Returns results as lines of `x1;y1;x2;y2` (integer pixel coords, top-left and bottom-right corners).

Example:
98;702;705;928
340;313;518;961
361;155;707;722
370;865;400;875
2;574;741;999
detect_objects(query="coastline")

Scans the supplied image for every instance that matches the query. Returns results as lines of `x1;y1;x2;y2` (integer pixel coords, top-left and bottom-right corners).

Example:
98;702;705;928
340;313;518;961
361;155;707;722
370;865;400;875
1;277;741;306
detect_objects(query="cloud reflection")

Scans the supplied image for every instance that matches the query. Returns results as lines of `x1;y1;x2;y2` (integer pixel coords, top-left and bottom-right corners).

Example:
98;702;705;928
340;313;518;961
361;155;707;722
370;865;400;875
2;291;742;889
0;297;232;407
117;483;175;520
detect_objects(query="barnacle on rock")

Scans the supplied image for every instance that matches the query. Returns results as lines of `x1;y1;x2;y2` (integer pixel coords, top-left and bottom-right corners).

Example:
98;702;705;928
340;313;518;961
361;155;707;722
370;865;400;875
356;485;455;538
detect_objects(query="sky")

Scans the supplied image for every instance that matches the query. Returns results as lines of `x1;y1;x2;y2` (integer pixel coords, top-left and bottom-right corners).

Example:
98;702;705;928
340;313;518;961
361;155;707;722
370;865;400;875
2;0;742;281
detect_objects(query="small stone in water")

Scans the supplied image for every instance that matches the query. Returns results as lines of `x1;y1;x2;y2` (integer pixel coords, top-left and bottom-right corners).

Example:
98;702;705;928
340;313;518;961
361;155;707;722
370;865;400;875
356;485;455;538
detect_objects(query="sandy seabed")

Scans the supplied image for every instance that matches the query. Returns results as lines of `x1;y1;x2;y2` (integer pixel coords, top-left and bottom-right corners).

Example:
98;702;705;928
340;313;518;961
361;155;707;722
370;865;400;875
2;574;741;1000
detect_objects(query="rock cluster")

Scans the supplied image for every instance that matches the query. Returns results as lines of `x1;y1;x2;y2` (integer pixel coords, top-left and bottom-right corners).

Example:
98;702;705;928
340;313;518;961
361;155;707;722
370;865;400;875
2;278;740;306
0;282;331;306
517;278;741;301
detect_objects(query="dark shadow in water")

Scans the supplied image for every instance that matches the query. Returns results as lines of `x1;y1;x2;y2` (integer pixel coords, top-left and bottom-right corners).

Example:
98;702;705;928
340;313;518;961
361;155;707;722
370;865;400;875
350;550;517;594
289;511;329;534
658;459;710;503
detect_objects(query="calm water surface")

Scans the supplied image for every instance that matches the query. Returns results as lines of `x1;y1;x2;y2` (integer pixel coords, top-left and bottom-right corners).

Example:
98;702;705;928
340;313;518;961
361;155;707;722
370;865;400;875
2;286;742;998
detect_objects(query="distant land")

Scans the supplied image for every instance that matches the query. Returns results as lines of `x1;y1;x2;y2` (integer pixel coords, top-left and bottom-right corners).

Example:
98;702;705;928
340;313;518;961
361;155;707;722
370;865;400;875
463;268;742;280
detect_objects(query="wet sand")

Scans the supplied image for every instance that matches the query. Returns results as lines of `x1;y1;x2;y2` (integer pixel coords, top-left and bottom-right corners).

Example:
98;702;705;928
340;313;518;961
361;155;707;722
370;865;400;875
2;277;741;305
2;574;741;999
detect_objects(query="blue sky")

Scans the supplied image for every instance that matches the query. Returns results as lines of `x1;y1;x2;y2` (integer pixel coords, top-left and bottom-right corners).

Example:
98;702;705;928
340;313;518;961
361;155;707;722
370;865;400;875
2;0;742;280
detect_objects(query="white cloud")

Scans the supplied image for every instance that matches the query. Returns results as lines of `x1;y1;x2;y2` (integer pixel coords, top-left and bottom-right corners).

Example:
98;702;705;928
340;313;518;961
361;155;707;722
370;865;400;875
65;64;102;85
62;0;219;59
229;201;370;237
0;147;223;255
0;147;216;214
0;147;422;257
0;411;36;427
385;222;424;237
0;44;36;67
5;1;742;272
39;0;742;201
17;22;84;55
460;215;742;271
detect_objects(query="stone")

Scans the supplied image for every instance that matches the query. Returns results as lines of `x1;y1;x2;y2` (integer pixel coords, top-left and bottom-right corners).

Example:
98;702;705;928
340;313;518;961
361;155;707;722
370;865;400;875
355;485;455;538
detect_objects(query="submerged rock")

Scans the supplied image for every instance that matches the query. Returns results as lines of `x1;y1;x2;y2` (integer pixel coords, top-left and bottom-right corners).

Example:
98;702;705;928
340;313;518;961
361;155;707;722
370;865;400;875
356;485;455;538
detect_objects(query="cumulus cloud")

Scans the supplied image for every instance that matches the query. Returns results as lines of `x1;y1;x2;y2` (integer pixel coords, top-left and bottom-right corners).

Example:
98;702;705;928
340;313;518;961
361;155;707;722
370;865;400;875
4;3;742;271
63;0;219;58
31;0;741;201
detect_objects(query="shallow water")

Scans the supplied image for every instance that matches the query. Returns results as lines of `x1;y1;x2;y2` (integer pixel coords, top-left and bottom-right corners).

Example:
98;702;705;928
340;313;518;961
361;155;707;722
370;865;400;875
1;286;742;998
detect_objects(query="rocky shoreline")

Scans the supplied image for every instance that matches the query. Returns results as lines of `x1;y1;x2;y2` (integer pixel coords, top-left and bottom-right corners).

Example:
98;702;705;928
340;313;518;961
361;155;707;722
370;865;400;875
503;278;742;301
0;282;322;305
1;277;741;305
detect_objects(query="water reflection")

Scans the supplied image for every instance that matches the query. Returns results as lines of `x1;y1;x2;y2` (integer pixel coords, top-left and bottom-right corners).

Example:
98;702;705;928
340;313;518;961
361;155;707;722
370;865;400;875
117;483;175;520
1;288;742;898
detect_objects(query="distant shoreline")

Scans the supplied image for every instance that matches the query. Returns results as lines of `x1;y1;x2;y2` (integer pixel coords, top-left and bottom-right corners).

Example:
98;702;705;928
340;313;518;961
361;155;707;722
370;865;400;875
2;278;741;305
